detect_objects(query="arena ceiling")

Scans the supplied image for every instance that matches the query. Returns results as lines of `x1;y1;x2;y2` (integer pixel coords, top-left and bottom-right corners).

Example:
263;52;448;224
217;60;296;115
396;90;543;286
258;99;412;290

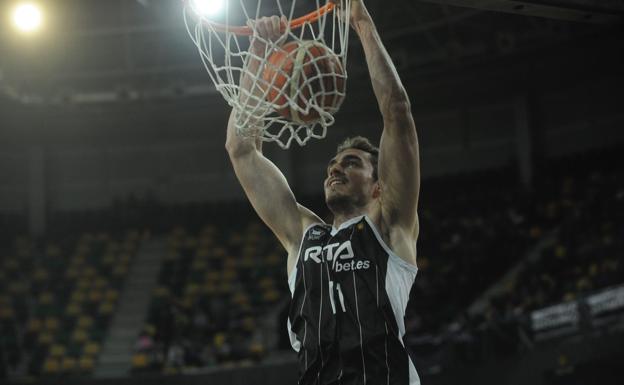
0;0;621;105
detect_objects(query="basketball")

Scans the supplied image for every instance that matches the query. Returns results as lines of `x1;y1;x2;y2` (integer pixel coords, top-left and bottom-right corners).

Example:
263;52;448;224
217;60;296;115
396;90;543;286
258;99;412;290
262;40;346;124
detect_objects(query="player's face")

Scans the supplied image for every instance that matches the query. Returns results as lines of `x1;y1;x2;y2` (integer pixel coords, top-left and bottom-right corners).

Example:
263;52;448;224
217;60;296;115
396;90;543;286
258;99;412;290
324;149;378;210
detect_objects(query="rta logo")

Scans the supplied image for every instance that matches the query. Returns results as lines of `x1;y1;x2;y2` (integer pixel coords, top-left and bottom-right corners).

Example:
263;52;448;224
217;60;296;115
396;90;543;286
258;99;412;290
303;241;370;272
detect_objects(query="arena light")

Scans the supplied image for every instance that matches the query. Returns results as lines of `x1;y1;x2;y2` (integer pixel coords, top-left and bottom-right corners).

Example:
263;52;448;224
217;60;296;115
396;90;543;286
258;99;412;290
191;0;225;17
12;2;43;33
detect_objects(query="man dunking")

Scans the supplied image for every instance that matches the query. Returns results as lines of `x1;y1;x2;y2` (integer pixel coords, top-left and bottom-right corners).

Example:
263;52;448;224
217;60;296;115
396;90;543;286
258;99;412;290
225;1;420;384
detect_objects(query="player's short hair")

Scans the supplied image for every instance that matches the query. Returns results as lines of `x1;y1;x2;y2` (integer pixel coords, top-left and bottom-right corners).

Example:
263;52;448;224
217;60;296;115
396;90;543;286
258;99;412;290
336;136;379;181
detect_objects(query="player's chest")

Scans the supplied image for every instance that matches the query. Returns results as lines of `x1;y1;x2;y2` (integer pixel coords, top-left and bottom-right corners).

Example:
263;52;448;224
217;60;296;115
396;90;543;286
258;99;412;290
299;224;376;275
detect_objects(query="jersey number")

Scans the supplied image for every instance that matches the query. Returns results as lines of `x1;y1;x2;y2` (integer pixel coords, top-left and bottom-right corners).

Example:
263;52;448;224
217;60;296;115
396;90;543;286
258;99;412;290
328;280;346;314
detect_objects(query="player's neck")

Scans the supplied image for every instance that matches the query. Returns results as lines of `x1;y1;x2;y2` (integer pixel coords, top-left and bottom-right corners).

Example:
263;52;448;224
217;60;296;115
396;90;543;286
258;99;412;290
331;202;378;229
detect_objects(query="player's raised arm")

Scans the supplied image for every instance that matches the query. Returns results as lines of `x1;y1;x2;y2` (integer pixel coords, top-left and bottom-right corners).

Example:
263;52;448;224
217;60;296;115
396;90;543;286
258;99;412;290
348;0;420;237
225;16;322;261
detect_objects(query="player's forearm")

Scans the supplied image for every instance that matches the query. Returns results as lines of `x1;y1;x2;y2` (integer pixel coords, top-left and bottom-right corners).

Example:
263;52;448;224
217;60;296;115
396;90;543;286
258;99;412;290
226;55;264;156
352;10;411;126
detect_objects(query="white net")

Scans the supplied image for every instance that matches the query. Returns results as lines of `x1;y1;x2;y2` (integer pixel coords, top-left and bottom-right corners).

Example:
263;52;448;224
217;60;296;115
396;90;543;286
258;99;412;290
184;0;351;148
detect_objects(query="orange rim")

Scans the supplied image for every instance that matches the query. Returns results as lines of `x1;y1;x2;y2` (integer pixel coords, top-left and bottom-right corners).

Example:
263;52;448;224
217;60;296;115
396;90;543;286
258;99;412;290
190;2;336;36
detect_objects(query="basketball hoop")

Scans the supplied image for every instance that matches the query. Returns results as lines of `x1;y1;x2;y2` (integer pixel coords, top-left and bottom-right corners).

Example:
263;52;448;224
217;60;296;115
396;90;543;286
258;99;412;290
183;0;351;149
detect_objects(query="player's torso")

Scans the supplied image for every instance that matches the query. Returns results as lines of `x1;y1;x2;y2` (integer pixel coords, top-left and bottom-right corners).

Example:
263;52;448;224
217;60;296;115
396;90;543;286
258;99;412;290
287;215;420;385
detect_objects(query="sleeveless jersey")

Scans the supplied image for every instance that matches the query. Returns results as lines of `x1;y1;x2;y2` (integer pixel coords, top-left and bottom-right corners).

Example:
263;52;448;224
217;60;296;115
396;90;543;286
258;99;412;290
287;215;420;385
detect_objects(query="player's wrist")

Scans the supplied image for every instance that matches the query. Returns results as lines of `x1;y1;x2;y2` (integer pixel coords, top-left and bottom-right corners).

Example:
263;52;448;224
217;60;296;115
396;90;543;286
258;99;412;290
349;0;370;26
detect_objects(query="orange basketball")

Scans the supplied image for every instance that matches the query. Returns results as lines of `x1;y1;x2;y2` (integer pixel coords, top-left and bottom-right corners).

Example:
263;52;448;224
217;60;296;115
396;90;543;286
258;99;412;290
262;40;346;124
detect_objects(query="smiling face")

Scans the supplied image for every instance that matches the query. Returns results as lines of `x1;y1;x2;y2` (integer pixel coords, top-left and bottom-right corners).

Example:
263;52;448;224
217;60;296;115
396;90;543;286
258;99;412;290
324;148;380;214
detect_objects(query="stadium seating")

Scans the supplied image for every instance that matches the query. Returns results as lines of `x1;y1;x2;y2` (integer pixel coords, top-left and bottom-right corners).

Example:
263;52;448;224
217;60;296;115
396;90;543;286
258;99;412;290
2;148;622;379
488;150;624;316
0;231;140;377
133;221;285;372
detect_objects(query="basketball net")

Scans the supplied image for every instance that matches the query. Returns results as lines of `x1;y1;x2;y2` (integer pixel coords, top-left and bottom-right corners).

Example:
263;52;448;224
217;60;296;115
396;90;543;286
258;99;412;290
184;0;351;149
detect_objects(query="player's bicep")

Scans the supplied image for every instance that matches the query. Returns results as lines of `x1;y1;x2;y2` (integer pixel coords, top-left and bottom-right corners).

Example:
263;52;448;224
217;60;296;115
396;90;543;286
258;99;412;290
378;103;420;231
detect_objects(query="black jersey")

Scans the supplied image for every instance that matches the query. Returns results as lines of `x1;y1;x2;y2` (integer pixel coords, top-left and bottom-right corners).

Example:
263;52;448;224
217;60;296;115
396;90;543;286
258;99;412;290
287;215;420;385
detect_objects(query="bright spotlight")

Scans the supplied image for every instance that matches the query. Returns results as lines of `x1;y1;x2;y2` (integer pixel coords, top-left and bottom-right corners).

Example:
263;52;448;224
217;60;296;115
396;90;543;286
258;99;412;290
192;0;225;16
12;3;43;33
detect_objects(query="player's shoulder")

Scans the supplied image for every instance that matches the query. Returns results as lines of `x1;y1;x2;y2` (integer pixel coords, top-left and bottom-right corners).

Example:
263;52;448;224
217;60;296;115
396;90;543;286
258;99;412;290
282;204;326;250
297;204;326;229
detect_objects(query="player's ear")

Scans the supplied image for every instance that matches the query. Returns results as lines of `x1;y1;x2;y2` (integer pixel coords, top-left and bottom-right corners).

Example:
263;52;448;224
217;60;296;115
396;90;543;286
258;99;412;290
372;180;381;199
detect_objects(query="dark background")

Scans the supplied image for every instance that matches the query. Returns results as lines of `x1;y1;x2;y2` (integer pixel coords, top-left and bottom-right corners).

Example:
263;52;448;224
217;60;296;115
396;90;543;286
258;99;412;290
1;1;623;384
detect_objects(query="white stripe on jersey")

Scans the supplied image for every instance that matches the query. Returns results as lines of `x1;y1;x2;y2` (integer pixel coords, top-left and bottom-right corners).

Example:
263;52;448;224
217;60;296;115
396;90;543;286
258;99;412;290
352;271;367;384
376;264;390;385
360;215;420;385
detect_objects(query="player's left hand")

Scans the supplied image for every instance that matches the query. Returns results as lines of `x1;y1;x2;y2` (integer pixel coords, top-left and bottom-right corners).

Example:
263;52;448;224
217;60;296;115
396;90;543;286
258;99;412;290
329;0;367;26
247;15;288;56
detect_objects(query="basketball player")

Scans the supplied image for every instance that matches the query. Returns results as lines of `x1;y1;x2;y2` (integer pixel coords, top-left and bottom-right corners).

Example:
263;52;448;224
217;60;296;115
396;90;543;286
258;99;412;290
225;0;420;384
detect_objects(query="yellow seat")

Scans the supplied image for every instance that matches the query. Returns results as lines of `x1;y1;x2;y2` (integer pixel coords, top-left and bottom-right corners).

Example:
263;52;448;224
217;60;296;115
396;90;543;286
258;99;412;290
65;267;79;279
242;316;255;331
163;366;179;374
96;232;110;241
94;277;108;289
184;236;198;248
39;292;55;305
9;281;29;294
72;329;89;343
77;316;93;328
218;283;232;294
214;333;226;348
192;259;207;271
76;278;91;290
0;307;15;320
98;301;114;315
105;289;119;301
43;358;60;374
46;244;61;257
102;253;116;266
113;265;128;276
83;267;97;278
79;356;95;371
119;253;132;264
88;289;103;302
50;344;66;358
143;324;156;336
263;289;280;303
84;342;100;355
249;342;265;355
185;283;200;296
259;277;275;289
202;283;217;295
27;318;42;333
34;268;49;281
66;302;81;317
233;293;249;307
38;332;54;345
153;286;169;298
222;269;237;280
266;253;280;266
132;354;149;368
4;258;19;270
70;290;86;303
44;317;60;331
61;357;77;372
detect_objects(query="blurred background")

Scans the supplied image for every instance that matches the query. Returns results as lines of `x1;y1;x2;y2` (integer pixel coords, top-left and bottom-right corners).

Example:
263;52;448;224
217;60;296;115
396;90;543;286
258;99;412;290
0;0;623;384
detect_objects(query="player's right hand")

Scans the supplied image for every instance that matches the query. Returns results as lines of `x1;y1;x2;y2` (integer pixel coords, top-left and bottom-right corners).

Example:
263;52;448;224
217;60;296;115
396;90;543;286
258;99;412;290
247;15;288;56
